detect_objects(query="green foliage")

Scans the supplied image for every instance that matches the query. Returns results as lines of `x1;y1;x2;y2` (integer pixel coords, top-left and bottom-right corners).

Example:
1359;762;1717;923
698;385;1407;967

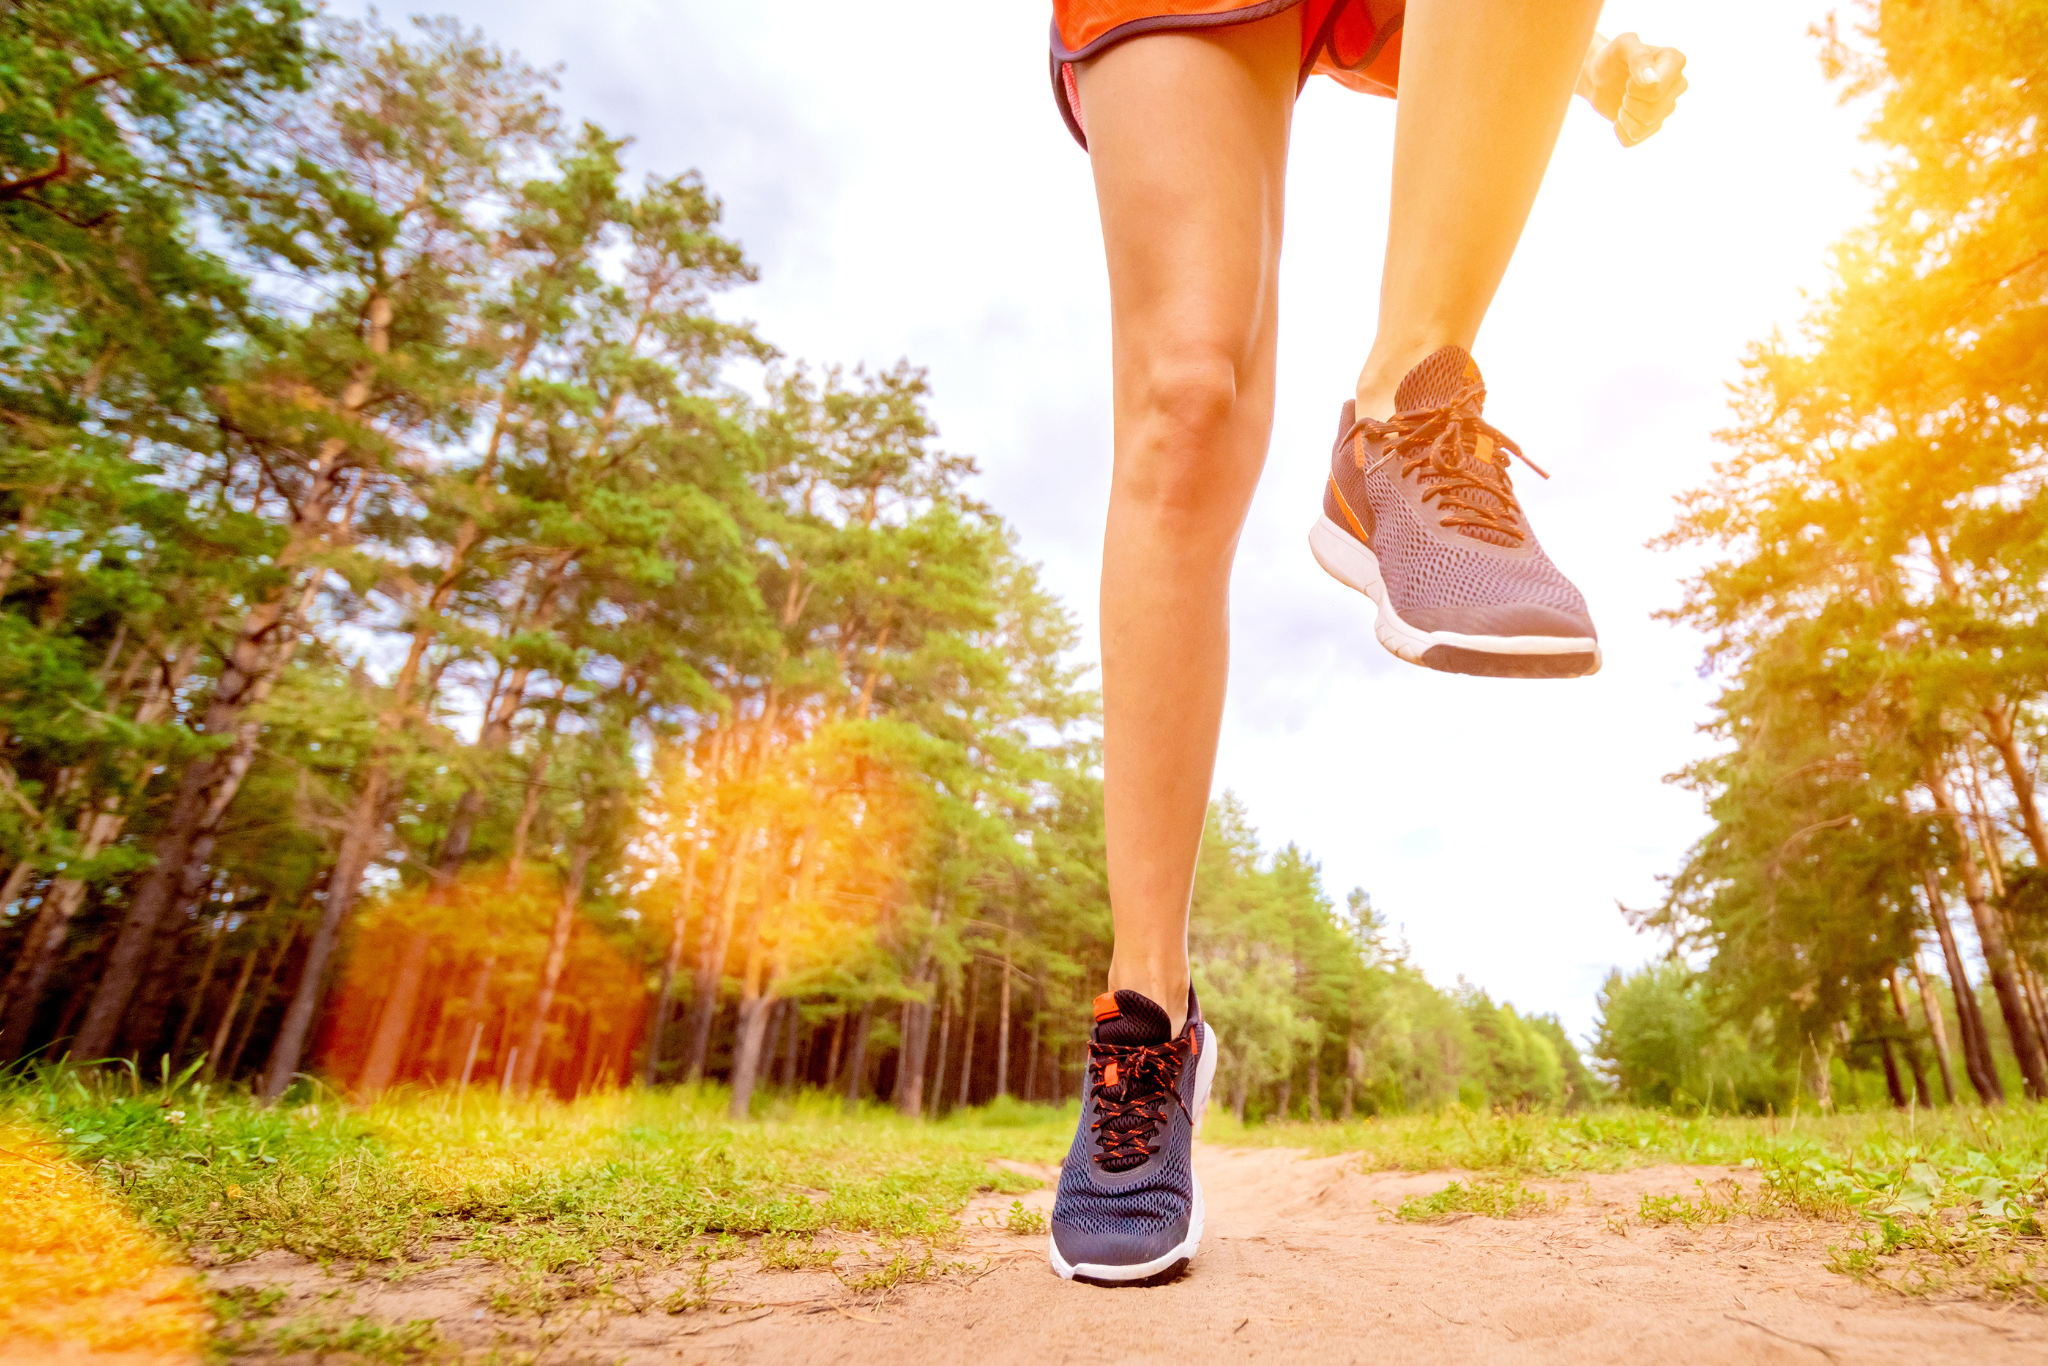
1593;962;1794;1113
0;1;1600;1127
1644;0;2048;1102
1187;798;1595;1123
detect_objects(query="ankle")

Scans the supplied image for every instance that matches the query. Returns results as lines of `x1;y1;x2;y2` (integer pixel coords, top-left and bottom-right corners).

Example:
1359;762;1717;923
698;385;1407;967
1355;333;1471;421
1105;959;1190;1035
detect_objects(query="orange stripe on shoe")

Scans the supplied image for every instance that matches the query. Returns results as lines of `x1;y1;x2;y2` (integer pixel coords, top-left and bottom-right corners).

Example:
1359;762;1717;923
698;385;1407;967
1093;992;1120;1022
1103;1060;1119;1087
1328;476;1371;542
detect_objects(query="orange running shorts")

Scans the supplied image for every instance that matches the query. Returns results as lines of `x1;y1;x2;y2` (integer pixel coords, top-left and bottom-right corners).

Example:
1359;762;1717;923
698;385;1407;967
1051;0;1407;148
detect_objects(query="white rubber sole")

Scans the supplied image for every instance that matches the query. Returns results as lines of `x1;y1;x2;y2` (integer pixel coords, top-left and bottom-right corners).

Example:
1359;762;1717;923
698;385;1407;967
1308;513;1601;673
1049;1022;1221;1284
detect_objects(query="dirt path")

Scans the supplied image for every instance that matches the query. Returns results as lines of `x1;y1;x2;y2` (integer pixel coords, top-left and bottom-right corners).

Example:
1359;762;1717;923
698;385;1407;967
210;1143;2047;1364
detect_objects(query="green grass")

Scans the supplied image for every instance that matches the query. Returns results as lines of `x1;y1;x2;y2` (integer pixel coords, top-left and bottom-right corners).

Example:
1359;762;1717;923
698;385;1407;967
1396;1176;1548;1222
1215;1104;2048;1302
9;1066;2047;1325
3;1070;1068;1272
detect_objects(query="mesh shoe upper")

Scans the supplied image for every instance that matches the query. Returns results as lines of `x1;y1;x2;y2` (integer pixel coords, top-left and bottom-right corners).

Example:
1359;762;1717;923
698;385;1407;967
1325;347;1593;637
1050;989;1203;1252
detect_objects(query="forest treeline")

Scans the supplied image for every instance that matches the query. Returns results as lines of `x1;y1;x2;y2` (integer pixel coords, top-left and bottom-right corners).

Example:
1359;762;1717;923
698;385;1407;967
1602;0;2048;1114
0;3;1596;1121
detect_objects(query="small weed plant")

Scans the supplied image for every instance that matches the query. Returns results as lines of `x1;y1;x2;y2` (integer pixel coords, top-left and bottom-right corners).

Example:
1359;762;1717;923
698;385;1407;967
1005;1199;1048;1235
1396;1177;1548;1222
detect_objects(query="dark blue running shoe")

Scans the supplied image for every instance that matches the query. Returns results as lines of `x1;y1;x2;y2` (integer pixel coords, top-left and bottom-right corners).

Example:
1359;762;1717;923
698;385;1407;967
1048;987;1218;1284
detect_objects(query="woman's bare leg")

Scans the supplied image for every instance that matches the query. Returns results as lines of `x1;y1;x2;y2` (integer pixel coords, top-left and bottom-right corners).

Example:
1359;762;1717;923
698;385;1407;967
1078;10;1300;1035
1355;0;1604;418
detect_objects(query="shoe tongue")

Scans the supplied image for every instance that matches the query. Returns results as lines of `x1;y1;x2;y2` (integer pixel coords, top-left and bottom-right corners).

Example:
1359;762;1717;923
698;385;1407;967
1395;345;1484;414
1095;989;1172;1047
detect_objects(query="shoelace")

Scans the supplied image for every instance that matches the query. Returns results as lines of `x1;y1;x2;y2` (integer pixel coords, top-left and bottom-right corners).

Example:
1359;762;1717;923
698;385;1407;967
1086;1037;1192;1171
1354;381;1549;546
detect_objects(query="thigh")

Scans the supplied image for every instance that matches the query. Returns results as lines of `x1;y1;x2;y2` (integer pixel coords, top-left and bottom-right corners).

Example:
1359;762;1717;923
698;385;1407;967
1078;11;1300;431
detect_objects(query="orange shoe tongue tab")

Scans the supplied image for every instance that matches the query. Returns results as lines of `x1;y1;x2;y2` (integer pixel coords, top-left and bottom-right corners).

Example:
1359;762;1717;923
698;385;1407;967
1092;992;1120;1022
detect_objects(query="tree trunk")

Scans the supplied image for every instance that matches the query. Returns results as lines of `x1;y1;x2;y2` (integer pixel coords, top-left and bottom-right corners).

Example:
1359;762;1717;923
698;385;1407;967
841;1003;872;1109
517;839;593;1095
995;916;1013;1099
897;990;938;1118
1984;703;2048;1044
224;925;298;1080
895;899;945;1118
1878;1034;1908;1109
824;1011;845;1089
1;872;82;1061
62;772;203;1056
2019;953;2048;1064
75;466;344;1061
1808;1036;1833;1112
644;835;703;1085
777;1000;802;1091
0;790;127;1055
1910;954;1957;1105
728;994;775;1120
955;958;980;1109
1927;870;2002;1102
205;947;260;1077
1926;764;2047;1097
1345;1026;1365;1119
1023;993;1041;1105
1305;1059;1322;1121
447;956;495;1082
726;838;779;1120
1886;969;1933;1109
505;690;568;878
168;912;230;1065
257;775;395;1101
356;926;434;1096
0;858;36;1005
1982;699;2048;867
683;825;753;1082
927;993;952;1119
1960;743;2048;1052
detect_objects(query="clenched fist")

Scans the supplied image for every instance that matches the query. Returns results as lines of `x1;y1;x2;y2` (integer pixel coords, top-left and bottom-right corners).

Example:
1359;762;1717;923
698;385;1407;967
1578;31;1688;147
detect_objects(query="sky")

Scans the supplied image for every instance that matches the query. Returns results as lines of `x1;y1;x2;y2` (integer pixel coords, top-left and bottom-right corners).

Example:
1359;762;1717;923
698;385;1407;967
341;1;1880;1042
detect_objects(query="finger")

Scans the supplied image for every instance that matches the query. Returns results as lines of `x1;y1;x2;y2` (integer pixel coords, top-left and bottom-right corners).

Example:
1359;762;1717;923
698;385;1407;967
1591;30;1651;94
1621;74;1688;125
1625;47;1687;109
1615;106;1664;147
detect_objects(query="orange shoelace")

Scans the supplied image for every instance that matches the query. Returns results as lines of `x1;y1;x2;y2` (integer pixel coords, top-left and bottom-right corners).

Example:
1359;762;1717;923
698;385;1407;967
1356;381;1549;546
1086;1038;1192;1171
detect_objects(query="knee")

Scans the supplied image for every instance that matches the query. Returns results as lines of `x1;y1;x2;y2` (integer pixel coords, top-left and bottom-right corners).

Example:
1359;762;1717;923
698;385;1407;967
1116;348;1258;527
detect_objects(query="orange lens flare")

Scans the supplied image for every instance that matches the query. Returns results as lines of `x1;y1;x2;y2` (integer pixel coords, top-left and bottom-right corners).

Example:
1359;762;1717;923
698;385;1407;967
317;865;647;1099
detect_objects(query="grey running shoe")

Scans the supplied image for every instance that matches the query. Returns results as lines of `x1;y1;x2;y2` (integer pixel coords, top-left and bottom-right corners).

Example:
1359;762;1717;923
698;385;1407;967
1310;345;1600;678
1048;988;1218;1285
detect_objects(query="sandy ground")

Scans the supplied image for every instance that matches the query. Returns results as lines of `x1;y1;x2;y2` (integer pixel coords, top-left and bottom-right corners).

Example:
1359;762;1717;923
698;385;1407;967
204;1143;2048;1364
